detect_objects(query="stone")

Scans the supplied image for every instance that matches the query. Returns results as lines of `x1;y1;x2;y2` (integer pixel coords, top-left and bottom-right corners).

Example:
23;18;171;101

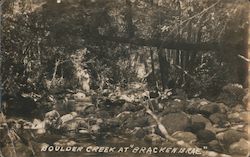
161;112;191;134
125;116;149;129
172;131;197;143
209;113;227;126
90;124;100;134
229;138;250;155
83;106;96;115
185;122;206;134
216;129;248;145
144;133;165;145
54;139;76;147
122;102;143;112
73;92;86;101
61;120;79;132
167;99;186;113
134;127;147;139
73;103;94;113
60;112;77;124
186;98;204;114
216;103;229;113
208;140;223;152
239;111;250;122
218;84;245;106
228;112;242;123
196;129;216;143
45;110;60;121
96;110;111;119
242;91;250;105
232;104;245;112
199;103;220;117
44;113;61;129
191;114;212;127
115;111;132;123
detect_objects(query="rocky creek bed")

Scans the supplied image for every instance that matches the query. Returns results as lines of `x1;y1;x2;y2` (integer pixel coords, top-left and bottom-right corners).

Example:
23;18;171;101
0;83;249;157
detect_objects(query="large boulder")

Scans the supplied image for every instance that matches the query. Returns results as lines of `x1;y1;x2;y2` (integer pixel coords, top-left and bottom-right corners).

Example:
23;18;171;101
217;83;246;106
228;111;250;123
191;114;211;124
216;129;248;146
196;129;216;143
161;112;191;134
186;98;210;114
209;113;228;126
229;138;250;155
199;103;220;117
208;140;223;152
163;99;187;114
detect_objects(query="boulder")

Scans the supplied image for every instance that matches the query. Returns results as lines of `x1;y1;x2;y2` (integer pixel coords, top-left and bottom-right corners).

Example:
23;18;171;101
60;112;77;124
164;99;186;113
239;111;250;122
125;116;149;129
186;122;206;134
96;110;111;119
83;106;96;115
44;110;61;129
190;114;212;129
54;139;76;147
228;111;250;124
172;131;197;143
32;119;46;135
228;112;242;123
45;110;60;121
90;124;100;134
73;92;86;101
217;83;245;106
133;127;147;139
122;102;143;112
196;129;216;143
216;129;248;145
161;112;191;134
208;140;223;152
61;120;79;132
242;90;249;106
186;98;209;114
144;133;165;145
229;138;250;155
232;104;245;112
209;113;227;126
73;102;94;113
216;103;229;113
199;103;220;117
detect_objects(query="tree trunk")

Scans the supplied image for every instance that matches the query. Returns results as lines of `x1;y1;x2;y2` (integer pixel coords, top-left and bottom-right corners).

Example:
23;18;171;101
150;48;156;87
158;48;169;90
125;0;134;38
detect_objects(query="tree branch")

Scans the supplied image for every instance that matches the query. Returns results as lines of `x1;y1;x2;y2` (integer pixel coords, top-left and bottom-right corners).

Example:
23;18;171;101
94;35;220;51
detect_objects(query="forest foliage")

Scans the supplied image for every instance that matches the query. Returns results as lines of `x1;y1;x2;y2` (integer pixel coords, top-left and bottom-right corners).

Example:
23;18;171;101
1;0;249;98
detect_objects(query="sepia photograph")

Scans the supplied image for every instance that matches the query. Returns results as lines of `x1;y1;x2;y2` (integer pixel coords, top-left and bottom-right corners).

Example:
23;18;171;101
0;0;249;157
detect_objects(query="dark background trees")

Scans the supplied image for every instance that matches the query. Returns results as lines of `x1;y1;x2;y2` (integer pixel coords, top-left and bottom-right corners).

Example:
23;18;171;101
1;0;249;98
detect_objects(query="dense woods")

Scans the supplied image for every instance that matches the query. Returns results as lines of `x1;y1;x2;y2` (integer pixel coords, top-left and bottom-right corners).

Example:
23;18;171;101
0;0;249;157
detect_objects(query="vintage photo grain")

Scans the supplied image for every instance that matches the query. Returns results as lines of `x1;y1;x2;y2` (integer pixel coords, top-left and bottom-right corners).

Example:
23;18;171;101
0;0;249;157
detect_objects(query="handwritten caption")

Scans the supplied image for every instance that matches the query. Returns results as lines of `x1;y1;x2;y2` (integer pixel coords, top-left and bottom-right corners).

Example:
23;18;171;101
41;145;204;155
